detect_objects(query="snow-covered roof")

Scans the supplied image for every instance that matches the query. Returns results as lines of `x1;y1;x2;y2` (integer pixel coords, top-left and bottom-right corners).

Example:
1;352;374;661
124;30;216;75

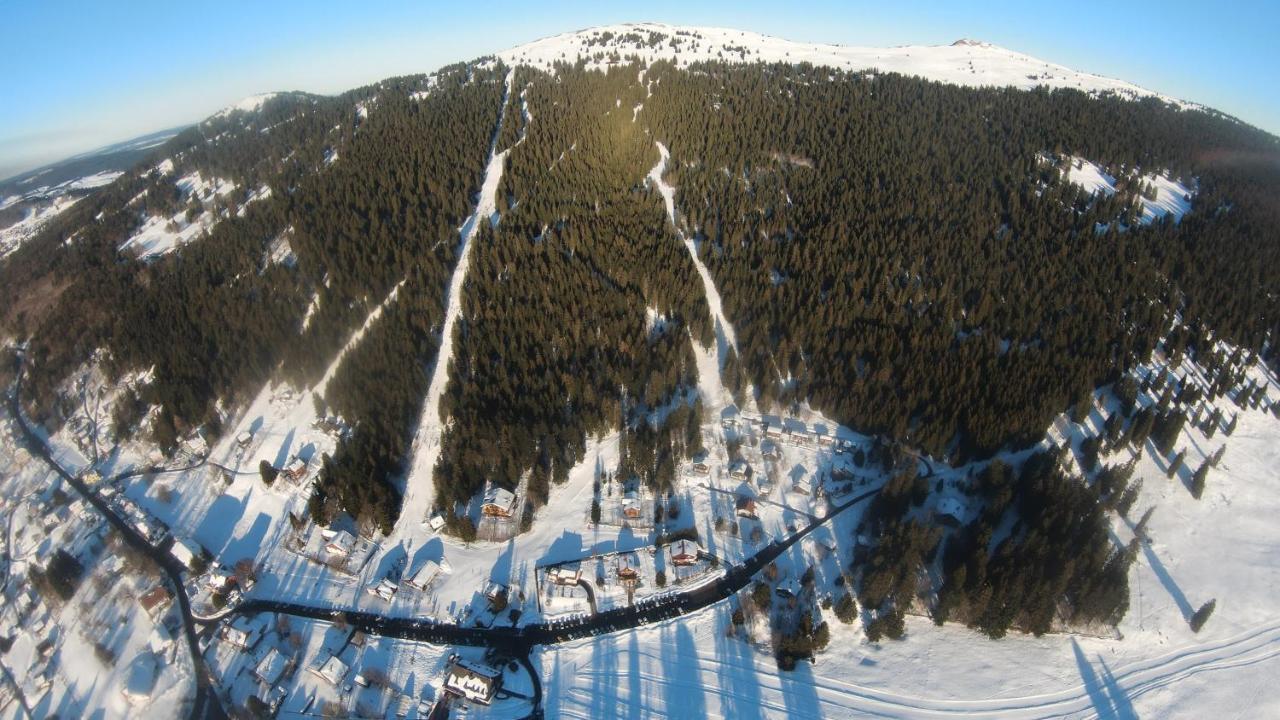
170;537;201;567
310;653;349;686
483;487;517;512
669;539;701;561
407;559;442;589
444;658;502;704
254;647;290;685
324;529;355;555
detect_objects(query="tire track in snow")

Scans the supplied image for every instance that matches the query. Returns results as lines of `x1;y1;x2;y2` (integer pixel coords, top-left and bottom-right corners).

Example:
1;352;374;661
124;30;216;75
394;69;519;538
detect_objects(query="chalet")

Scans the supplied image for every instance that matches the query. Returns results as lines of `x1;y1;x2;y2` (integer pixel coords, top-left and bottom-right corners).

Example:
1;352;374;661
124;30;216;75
309;653;349;687
735;496;757;519
775;577;801;598
668;539;701;566
224;616;265;651
789;431;813;448
405;559;443;591
621;492;642;520
791;477;813;496
615;552;641;581
138;585;172;621
817;434;834;448
323;529;355;557
282;456;309;483
443;657;502;705
764;424;784;440
235;431;253;448
169;537;202;569
547;562;581;585
689;460;711;476
426;512;446;532
484;581;508;608
254;647;292;685
728;461;752;480
934;496;966;527
206;568;234;593
482;487;517;518
367;578;398;601
761;443;782;461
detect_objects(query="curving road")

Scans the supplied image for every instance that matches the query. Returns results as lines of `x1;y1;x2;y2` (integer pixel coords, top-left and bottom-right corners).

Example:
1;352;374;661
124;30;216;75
6;356;226;720
7;350;877;719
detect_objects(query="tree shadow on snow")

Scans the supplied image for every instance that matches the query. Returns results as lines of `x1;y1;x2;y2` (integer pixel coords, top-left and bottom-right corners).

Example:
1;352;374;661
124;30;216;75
1073;638;1137;720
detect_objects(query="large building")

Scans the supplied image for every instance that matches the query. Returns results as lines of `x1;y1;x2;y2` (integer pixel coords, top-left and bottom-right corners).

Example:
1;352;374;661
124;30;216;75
482;487;518;518
443;657;503;705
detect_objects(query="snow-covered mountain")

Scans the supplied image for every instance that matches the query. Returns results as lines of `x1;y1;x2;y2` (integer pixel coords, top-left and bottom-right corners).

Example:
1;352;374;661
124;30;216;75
498;22;1196;108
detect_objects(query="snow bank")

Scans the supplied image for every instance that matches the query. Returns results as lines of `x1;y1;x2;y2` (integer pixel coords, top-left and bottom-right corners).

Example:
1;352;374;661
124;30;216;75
499;23;1196;108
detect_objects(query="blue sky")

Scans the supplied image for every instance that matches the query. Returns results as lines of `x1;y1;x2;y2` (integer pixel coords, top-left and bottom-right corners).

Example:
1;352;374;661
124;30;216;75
2;0;1276;179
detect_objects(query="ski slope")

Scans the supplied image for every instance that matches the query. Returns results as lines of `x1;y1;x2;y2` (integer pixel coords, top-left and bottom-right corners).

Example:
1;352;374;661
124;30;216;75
647;141;742;416
395;70;518;539
499;23;1197;109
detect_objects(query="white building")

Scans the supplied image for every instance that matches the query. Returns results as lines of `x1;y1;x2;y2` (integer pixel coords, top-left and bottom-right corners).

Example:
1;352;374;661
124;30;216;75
405;559;443;591
323;529;355;557
309;653;349;687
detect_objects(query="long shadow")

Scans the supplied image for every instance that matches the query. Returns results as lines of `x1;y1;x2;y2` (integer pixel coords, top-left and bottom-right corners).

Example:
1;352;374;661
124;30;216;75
273;428;295;469
195;493;248;556
629;627;645;720
780;656;824;718
1072;638;1117;719
220;511;271;565
665;624;707;719
1099;656;1138;719
714;604;764;718
1137;531;1194;621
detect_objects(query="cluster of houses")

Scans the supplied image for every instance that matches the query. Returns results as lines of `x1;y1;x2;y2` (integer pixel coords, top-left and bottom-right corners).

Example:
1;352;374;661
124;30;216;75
110;494;168;545
538;538;713;616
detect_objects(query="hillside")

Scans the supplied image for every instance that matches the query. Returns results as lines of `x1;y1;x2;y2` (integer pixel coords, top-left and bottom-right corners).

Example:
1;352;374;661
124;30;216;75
1;24;1279;717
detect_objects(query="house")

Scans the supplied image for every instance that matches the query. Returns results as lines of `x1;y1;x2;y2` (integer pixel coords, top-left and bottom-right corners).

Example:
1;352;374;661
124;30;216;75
367;578;398;601
482;487;517;518
138;585;172;620
621;491;642;520
668;539;700;566
761;443;782;461
309;653;349;687
122;652;158;703
484;581;508;608
254;647;292;685
405;559;443;591
547;562;581;585
728;461;752;480
169;537;202;569
735;496;757;518
323;529;355;557
934;496;966;527
615;552;641;581
689;460;711;476
817;434;834;448
224;616;265;651
426;512;446;532
206;569;234;594
764;424;784;440
235;431;253;448
443;657;502;705
775;577;801;598
282;456;309;483
791;477;813;496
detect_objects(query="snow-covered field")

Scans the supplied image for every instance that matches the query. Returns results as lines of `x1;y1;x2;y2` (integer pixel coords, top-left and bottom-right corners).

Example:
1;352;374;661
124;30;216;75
117;170;236;258
499;23;1196;109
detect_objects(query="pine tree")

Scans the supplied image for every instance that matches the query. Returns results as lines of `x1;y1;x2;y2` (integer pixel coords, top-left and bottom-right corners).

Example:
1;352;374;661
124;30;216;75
1166;448;1185;479
1189;599;1216;633
1190;461;1209;500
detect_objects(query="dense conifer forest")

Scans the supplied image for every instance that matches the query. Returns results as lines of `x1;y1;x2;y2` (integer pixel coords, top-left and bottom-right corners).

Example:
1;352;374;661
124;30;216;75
2;52;1277;571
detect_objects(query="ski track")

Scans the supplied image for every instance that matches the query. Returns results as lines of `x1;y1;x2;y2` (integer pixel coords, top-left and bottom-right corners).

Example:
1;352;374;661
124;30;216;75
313;278;406;398
647;141;743;417
395;70;518;539
551;619;1280;719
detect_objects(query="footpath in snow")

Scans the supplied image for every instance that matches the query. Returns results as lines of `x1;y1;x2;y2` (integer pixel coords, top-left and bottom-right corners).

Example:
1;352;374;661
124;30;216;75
394;70;519;539
647;141;743;416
